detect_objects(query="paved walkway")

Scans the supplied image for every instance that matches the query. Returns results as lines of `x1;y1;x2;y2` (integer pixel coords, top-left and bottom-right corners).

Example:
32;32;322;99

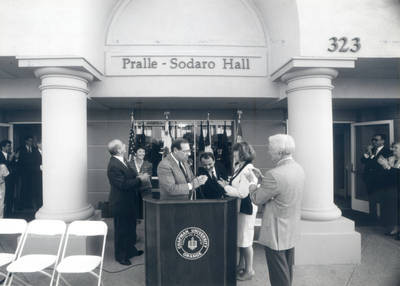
1;219;399;286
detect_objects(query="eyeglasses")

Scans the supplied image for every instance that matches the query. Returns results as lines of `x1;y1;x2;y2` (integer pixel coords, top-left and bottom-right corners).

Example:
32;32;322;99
181;149;191;154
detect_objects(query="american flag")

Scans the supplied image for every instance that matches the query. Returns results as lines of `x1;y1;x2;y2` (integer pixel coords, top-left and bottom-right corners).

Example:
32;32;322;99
128;112;136;160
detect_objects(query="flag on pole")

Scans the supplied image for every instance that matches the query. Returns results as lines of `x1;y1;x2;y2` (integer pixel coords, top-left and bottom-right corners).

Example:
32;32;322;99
205;113;212;152
128;112;136;161
161;112;172;154
198;121;205;152
236;110;243;143
221;121;232;173
138;121;146;147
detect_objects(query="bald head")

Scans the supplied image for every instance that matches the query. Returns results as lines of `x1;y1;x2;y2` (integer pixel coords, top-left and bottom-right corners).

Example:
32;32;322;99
107;139;126;156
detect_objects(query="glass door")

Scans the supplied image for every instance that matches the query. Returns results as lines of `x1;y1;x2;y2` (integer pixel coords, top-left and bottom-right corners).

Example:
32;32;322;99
350;120;394;213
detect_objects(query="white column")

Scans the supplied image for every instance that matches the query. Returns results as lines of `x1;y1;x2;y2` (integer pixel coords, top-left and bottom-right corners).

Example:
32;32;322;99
34;67;94;222
282;68;341;221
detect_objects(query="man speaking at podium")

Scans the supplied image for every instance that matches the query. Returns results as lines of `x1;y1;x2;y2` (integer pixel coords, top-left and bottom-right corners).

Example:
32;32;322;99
158;139;208;200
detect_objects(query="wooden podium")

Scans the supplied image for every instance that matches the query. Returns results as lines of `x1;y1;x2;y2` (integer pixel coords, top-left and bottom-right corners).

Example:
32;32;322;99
144;196;238;286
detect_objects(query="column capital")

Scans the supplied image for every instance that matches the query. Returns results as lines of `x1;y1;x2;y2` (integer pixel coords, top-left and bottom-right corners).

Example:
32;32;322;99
281;68;338;83
282;68;338;94
34;67;93;94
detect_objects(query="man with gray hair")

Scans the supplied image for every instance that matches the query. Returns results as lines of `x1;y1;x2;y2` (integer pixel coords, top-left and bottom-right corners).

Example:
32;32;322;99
107;139;150;265
247;134;305;286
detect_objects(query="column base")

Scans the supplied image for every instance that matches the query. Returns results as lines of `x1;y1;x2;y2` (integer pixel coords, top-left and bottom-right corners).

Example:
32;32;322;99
35;204;95;223
301;205;342;221
295;217;361;265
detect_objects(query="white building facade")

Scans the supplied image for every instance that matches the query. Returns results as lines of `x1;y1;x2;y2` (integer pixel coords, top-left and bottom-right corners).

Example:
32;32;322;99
1;0;399;265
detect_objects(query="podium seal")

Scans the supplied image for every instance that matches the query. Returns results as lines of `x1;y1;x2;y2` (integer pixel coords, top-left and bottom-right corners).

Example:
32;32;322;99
175;227;210;260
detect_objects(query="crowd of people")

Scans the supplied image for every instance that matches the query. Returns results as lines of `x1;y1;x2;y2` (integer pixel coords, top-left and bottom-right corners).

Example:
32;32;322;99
361;134;400;240
107;134;305;286
0;136;42;219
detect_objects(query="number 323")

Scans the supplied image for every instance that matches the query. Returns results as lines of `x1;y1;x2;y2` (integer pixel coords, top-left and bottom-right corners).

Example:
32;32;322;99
328;37;361;53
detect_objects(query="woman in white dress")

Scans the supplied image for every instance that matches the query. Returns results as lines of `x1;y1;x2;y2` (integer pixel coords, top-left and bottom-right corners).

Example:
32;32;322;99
218;142;258;281
0;163;10;218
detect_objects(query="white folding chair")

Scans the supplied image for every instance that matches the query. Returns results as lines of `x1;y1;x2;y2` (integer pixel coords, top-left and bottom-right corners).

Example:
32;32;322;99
55;220;108;286
0;219;28;286
6;219;66;286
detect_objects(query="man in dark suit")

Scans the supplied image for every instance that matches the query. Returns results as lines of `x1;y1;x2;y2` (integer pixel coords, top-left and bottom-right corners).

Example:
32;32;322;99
17;136;39;210
0;139;17;217
157;139;207;200
197;152;228;199
107;139;150;265
361;133;392;223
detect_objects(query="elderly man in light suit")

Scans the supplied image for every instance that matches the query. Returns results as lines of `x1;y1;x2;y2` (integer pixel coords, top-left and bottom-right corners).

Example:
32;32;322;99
248;134;305;286
157;138;208;200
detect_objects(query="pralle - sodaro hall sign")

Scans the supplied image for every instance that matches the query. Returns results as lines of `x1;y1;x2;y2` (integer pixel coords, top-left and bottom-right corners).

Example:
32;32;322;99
105;50;267;77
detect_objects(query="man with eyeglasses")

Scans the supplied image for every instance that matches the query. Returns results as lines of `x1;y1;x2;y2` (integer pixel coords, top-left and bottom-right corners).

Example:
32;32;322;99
157;138;208;200
361;134;392;223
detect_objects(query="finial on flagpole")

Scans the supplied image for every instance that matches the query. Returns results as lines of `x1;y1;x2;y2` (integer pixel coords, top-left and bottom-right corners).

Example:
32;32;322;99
164;111;170;120
130;111;134;123
237;110;242;122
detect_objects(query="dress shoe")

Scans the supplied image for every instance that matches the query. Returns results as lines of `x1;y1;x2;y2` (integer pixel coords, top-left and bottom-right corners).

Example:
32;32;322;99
117;258;132;266
237;270;255;281
384;229;398;236
129;250;144;259
0;277;5;285
236;266;245;275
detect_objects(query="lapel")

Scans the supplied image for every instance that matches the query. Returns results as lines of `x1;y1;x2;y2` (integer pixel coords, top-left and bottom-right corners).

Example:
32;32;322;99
111;156;128;171
168;153;190;180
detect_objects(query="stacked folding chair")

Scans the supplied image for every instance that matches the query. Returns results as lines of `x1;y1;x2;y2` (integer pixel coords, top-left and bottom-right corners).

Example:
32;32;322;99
0;219;28;286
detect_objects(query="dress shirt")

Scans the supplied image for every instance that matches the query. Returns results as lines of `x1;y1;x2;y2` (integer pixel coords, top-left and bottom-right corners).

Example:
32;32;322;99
1;151;7;161
171;153;192;190
113;155;127;167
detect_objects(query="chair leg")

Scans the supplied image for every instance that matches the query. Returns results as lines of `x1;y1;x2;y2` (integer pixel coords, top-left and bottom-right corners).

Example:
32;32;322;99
54;272;61;286
5;273;13;286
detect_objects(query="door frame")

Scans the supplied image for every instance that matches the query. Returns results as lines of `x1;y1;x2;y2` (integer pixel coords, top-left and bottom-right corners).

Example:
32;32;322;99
333;121;353;202
0;123;13;141
350;120;394;213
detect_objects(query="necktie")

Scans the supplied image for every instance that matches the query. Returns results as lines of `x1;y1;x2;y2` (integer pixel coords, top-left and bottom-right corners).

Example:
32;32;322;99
211;170;217;180
179;162;189;183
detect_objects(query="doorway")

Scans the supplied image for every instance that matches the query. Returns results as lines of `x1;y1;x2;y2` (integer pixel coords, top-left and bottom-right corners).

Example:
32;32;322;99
333;123;351;209
350;120;394;213
12;123;41;151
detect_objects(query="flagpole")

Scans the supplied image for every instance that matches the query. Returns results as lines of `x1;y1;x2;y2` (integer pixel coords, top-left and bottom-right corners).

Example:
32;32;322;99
128;111;135;161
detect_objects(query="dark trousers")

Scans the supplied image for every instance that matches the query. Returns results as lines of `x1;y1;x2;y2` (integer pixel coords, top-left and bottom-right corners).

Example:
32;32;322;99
265;246;294;286
113;215;138;261
381;187;398;228
4;176;16;217
368;190;381;222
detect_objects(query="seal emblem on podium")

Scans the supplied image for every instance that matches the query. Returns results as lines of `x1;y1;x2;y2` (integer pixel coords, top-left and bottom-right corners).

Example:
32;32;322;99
175;227;210;260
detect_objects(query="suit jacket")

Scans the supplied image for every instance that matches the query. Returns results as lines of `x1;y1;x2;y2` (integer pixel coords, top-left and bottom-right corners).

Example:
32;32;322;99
0;152;8;166
157;153;194;200
250;158;305;251
107;156;142;216
128;159;153;192
361;146;392;190
197;162;228;199
18;146;40;172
